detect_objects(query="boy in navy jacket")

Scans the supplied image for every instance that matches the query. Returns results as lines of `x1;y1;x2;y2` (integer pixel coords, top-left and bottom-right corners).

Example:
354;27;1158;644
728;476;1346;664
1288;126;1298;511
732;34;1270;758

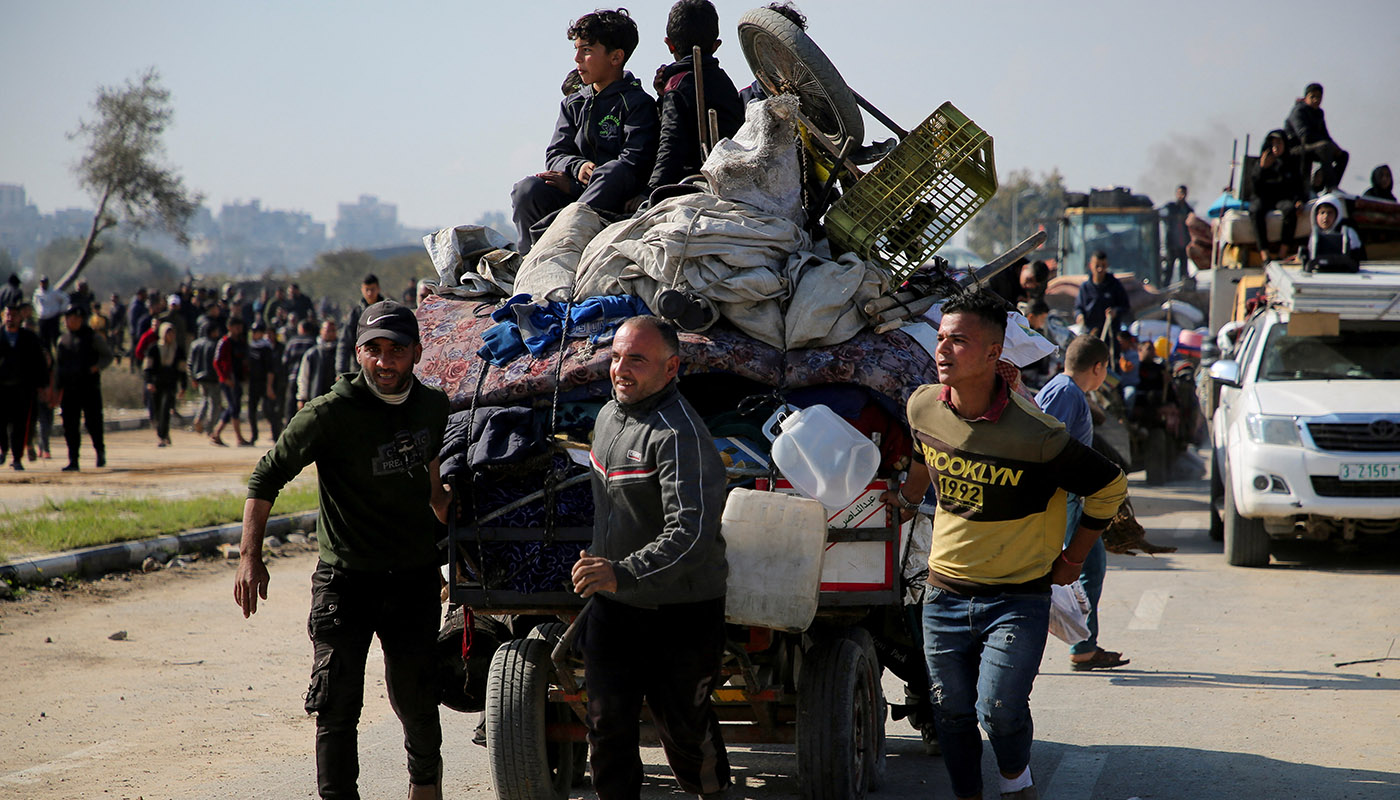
511;9;658;256
647;0;744;193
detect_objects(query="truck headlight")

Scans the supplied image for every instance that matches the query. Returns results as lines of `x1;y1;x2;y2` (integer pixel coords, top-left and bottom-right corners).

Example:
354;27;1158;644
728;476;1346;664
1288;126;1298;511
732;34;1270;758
1246;413;1301;446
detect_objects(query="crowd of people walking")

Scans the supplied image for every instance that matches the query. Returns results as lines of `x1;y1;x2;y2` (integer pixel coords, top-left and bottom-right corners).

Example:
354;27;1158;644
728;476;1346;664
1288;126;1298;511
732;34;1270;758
0;271;398;467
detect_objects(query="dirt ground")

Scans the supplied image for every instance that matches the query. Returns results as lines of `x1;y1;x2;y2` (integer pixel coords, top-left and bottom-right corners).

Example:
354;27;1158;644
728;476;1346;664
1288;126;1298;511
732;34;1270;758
0;543;332;800
0;423;316;555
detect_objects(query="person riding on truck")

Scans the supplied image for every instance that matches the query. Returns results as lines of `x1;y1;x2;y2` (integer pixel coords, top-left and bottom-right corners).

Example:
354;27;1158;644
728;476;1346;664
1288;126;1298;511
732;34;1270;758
1249;130;1306;262
1284;82;1349;194
510;9;658;256
1298;195;1364;264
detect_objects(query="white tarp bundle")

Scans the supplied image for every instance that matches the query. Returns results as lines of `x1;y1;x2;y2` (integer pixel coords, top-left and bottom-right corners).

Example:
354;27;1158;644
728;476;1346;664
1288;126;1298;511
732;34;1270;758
423;225;518;294
572;192;803;345
510;202;607;302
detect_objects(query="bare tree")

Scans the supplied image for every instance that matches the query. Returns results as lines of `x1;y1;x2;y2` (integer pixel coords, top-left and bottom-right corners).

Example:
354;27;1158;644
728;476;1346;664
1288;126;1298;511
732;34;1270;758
58;68;202;291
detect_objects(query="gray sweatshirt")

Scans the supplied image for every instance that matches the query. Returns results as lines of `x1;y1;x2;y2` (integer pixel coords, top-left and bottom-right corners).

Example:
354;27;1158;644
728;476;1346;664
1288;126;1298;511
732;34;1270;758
588;380;728;608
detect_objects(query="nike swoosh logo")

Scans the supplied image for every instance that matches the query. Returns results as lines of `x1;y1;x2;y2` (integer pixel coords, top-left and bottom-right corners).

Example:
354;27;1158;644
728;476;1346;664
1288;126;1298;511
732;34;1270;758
365;315;393;325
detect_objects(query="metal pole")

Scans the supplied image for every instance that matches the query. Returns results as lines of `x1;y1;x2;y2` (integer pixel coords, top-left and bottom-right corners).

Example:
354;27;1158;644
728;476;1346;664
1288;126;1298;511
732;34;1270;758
1011;195;1019;246
692;46;710;157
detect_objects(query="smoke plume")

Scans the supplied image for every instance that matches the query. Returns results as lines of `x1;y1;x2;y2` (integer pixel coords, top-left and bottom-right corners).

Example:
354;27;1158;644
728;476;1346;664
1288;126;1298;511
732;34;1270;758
1137;122;1235;203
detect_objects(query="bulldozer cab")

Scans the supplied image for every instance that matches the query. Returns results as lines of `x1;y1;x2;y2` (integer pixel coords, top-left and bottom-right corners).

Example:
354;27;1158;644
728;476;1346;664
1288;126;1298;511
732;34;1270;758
1059;207;1163;286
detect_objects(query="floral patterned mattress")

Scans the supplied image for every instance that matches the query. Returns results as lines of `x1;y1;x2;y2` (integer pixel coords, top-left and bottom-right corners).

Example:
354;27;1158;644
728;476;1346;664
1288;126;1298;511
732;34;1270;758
415;295;940;420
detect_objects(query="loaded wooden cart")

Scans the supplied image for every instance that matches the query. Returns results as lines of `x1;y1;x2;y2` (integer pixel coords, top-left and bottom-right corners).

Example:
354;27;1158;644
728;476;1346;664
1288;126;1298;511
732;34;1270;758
410;8;1040;798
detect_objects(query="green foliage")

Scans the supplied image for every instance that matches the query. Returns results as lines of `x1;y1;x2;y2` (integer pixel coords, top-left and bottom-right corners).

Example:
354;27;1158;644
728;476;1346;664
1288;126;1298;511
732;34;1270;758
0;485;319;561
61;68;202;289
294;249;434;309
37;236;183;297
967;168;1067;261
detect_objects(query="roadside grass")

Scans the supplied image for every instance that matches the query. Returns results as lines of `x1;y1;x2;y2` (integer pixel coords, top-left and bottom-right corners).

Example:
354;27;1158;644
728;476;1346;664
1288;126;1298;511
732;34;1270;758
0;485;319;562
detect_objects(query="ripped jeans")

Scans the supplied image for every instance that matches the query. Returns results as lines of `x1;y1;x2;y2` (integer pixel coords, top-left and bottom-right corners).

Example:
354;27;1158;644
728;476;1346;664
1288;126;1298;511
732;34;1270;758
306;560;442;799
923;587;1050;799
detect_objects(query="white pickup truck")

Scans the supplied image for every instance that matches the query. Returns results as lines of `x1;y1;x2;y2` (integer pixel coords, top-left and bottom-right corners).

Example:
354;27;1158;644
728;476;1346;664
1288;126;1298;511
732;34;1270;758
1208;262;1400;566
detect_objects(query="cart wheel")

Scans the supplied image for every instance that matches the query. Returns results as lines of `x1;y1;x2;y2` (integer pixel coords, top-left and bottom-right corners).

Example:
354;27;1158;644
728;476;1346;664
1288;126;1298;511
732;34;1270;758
738;8;865;149
485;637;578;800
837;627;887;792
797;638;872;800
528;622;589;787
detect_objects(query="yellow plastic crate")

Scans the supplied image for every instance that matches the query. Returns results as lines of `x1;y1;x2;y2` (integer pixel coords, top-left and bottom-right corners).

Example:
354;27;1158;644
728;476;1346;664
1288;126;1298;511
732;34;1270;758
826;102;997;282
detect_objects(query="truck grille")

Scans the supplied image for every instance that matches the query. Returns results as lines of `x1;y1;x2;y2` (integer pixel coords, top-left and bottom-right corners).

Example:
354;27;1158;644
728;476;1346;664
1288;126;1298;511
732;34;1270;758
1310;476;1400;498
1306;421;1400;452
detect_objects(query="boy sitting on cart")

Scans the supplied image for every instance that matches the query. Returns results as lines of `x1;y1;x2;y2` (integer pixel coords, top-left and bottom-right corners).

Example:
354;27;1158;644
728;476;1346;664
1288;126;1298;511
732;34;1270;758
510;8;658;256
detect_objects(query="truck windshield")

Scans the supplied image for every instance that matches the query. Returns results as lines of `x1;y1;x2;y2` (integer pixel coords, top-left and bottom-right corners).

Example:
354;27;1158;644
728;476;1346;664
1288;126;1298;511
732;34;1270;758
1062;213;1159;282
1258;322;1400;381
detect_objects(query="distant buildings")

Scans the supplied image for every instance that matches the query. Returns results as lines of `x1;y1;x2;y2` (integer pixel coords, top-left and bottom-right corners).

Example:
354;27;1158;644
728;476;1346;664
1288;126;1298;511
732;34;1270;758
0;184;460;277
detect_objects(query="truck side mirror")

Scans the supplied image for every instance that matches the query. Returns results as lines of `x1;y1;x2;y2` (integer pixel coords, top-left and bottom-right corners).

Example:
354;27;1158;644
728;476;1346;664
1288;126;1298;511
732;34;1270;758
1208;359;1241;388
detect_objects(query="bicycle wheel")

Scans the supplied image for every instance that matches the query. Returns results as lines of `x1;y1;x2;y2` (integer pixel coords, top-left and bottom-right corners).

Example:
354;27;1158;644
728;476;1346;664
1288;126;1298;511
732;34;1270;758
738;8;864;149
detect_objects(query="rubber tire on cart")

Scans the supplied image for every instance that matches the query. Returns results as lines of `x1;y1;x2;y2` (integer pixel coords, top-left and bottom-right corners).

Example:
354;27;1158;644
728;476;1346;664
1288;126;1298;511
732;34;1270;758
737;7;865;149
1208;448;1225;541
1223;476;1270;567
526;623;589;788
796;637;874;800
837;627;888;792
485;635;579;800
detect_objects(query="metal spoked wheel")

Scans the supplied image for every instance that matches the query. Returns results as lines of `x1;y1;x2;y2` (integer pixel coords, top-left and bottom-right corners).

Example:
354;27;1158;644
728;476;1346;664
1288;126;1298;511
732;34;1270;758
738;7;864;149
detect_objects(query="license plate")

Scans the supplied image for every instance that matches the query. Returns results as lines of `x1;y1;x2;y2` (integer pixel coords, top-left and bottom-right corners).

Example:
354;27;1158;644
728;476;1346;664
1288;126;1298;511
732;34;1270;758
1338;463;1400;481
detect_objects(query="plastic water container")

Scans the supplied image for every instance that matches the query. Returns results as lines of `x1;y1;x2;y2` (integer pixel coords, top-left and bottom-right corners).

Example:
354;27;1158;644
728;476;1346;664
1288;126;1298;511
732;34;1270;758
721;488;828;631
769;404;880;509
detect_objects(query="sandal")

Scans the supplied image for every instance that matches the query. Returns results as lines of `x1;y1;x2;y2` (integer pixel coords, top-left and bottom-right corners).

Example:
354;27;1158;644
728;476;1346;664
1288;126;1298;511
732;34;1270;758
1071;649;1129;671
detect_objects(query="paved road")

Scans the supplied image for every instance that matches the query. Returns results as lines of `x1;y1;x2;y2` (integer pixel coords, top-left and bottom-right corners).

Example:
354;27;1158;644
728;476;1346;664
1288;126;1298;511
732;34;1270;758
2;473;1398;799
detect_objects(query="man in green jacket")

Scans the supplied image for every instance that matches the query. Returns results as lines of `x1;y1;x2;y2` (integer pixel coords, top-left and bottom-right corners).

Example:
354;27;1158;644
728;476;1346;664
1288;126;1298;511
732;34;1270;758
234;299;452;800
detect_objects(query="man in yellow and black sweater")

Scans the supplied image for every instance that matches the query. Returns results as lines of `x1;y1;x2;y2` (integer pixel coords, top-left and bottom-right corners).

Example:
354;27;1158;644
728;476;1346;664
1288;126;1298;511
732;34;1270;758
886;289;1126;800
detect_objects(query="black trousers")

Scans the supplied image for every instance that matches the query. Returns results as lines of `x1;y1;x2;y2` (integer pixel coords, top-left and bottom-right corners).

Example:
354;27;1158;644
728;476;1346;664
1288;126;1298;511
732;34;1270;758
260;389;284;441
580;594;731;799
0;385;33;464
306;560;442;799
1164;246;1190;284
247;389;264;441
152;383;178;441
1302;140;1349;191
60;383;104;466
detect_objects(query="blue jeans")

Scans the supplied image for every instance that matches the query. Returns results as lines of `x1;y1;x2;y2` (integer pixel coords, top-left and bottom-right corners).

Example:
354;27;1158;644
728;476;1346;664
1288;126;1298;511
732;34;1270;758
923;588;1050;799
1062;494;1107;656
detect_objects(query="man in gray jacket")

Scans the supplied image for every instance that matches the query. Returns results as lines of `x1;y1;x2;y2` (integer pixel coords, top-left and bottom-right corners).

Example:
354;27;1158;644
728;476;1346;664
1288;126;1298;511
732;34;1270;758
571;315;730;800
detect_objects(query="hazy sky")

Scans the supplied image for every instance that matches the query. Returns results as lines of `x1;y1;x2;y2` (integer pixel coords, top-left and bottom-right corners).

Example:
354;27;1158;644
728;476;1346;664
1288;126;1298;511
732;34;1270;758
4;0;1399;232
